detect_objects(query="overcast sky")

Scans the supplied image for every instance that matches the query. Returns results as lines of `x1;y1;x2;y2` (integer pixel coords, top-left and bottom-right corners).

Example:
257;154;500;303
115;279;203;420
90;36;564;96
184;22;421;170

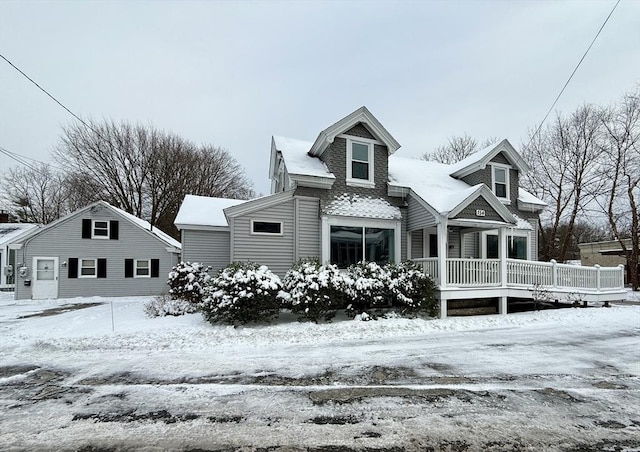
1;0;638;197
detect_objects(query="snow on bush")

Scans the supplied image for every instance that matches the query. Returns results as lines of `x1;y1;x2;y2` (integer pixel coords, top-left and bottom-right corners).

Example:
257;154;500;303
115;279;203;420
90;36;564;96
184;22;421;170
344;261;392;317
200;261;282;326
167;261;211;304
281;259;347;323
387;261;438;317
143;294;199;317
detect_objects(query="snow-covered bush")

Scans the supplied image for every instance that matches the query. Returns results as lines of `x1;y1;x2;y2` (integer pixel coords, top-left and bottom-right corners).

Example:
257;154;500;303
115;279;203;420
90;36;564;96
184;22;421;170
387;261;437;317
281;259;347;323
143;294;198;317
344;261;392;317
200;261;282;326
167;261;211;304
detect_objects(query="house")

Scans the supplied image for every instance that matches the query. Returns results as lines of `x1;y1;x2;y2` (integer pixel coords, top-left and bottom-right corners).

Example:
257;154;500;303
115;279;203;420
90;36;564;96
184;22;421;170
176;107;626;316
1;222;39;291
579;239;638;285
11;201;181;300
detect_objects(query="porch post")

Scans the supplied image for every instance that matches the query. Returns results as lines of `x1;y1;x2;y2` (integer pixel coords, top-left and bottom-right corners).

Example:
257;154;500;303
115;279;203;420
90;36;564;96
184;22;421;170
439;295;447;319
437;220;448;288
499;296;508;315
499;227;508;287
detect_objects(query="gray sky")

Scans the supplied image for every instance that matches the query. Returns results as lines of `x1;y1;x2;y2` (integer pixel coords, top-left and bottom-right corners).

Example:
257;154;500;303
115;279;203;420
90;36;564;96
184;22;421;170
1;0;639;197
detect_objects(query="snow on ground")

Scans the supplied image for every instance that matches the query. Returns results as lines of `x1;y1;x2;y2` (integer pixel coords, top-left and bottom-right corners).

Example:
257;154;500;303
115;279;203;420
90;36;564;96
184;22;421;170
1;290;639;451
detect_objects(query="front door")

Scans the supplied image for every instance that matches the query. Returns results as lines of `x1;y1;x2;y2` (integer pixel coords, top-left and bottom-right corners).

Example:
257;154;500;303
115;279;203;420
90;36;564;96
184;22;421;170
32;257;58;299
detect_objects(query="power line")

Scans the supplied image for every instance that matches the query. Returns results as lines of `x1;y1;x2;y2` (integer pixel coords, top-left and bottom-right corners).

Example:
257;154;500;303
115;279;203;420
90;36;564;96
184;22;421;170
0;53;111;147
526;0;621;147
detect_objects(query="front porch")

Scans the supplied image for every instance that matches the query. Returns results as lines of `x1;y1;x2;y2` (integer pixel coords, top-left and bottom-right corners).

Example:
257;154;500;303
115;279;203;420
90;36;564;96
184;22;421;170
412;257;626;318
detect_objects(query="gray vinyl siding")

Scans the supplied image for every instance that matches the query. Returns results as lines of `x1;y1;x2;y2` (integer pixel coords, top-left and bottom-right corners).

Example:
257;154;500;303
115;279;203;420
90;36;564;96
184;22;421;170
400;210;407;261
181;229;230;275
231;198;296;277
448;229;461;258
406;194;436;231
411;229;424;258
15;206;179;300
463;232;479;258
529;218;539;260
295;197;321;261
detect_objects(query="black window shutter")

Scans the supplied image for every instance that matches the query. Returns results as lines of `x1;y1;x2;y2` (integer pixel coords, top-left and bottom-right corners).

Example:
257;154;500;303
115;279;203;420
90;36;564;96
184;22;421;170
125;259;134;278
110;220;119;240
151;259;160;278
81;219;91;239
68;258;78;278
97;259;107;278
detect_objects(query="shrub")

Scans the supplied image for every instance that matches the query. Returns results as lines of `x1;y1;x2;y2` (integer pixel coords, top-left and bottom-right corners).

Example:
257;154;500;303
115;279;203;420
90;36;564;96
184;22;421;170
167;261;211;304
200;261;282;326
344;261;392;317
143;294;199;317
281;259;347;323
387;261;438;317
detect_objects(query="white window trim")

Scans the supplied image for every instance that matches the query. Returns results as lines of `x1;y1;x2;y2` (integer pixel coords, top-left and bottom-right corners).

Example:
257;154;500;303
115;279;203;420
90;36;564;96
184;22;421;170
79;258;97;278
481;229;530;260
92;220;110;239
321;215;401;265
345;137;375;188
250;220;284;236
134;259;151;278
490;163;511;204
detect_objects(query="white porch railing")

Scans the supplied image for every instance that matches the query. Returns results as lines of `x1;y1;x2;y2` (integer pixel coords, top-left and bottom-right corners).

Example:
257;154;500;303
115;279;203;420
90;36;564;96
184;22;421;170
411;257;624;292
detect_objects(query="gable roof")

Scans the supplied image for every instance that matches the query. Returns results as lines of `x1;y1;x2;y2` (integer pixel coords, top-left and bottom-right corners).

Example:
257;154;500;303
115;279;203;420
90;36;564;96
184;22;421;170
12;201;181;250
448;139;530;178
308;106;401;157
270;136;336;189
388;156;516;223
0;223;39;247
175;195;247;229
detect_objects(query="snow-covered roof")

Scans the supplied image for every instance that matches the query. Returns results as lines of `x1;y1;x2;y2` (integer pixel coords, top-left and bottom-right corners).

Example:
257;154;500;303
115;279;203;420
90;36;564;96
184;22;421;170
325;194;402;220
512;213;534;231
0;223;39;246
448;139;530;178
107;204;182;249
272;136;334;179
388;156;481;214
517;188;547;207
175;195;247;228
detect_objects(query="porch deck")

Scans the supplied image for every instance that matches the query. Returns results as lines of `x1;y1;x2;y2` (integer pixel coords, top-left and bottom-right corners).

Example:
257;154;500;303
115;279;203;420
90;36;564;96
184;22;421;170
412;258;626;318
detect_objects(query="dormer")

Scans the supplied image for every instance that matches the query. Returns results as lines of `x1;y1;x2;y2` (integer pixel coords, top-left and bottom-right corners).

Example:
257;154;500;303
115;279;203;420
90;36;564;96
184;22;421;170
448;139;530;206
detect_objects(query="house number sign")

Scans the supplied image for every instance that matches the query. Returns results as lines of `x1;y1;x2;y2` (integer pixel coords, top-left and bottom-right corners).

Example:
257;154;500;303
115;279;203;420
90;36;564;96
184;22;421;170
475;209;486;217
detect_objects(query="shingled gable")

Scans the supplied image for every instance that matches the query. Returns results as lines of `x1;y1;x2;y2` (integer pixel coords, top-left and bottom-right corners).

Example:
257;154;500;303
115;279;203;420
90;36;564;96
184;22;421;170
308;106;401;157
448;139;530;179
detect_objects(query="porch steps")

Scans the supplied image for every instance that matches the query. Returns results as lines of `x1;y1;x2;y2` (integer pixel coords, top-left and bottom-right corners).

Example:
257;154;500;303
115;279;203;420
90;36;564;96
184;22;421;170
447;298;498;317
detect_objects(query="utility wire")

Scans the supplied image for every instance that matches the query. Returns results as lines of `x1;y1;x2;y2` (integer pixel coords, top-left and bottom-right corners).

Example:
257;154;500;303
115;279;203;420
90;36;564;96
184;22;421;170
526;0;621;147
0;53;111;148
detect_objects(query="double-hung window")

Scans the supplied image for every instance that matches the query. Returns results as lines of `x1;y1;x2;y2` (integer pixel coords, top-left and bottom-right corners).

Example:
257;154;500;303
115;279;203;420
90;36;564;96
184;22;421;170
346;138;374;187
92;220;109;239
491;165;510;201
80;259;97;277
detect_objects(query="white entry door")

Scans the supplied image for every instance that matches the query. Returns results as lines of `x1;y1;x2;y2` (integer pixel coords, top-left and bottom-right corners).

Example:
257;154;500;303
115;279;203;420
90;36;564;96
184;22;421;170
32;257;58;299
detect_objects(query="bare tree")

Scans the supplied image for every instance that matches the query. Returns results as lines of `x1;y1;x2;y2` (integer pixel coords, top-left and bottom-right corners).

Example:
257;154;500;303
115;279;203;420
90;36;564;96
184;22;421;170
522;105;605;262
1;163;69;223
422;134;498;164
597;89;640;290
54;119;254;238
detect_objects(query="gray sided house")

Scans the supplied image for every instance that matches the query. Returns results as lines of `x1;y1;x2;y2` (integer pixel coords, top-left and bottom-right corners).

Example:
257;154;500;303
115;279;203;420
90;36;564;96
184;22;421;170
1;222;39;290
177;107;626;315
12;201;181;300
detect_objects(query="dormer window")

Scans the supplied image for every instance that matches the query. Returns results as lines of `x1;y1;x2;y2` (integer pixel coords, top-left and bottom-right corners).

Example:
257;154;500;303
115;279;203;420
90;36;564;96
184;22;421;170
491;164;510;202
346;138;375;188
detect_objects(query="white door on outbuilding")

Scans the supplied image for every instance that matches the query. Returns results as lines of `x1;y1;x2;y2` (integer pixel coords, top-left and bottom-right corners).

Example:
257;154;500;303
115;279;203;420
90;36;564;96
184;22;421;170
32;257;58;299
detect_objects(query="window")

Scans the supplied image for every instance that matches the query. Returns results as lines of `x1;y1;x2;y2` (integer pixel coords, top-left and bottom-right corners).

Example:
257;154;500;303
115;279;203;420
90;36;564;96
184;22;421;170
80;259;97;277
492;165;509;200
330;226;394;268
346;139;374;186
428;233;438;258
484;233;528;260
135;259;150;277
92;220;109;238
251;221;282;235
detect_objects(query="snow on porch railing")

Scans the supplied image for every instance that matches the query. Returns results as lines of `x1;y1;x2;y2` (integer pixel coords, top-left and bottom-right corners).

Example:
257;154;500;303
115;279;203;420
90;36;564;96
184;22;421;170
412;258;439;284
